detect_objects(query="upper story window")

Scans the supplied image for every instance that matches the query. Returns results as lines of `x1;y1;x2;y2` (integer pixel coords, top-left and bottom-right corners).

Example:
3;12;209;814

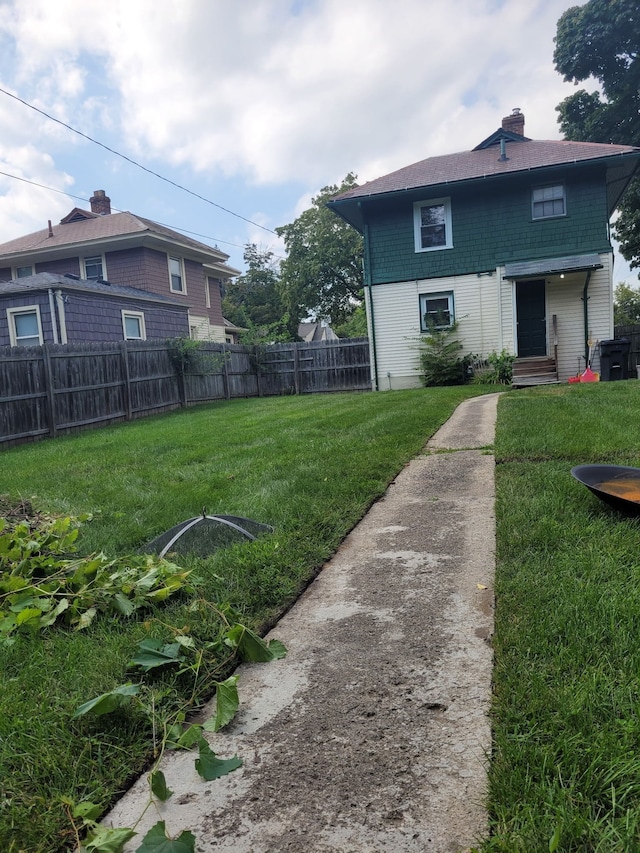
82;255;105;280
7;306;43;347
414;198;453;252
15;265;34;279
169;257;185;293
122;310;146;341
419;292;454;331
532;184;566;220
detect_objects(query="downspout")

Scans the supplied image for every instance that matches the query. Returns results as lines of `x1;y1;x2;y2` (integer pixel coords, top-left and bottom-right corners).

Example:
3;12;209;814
581;271;592;362
55;290;68;344
47;289;59;344
362;216;379;390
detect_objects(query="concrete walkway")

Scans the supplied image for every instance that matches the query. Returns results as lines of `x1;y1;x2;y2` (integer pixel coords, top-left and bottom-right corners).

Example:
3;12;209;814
104;393;499;852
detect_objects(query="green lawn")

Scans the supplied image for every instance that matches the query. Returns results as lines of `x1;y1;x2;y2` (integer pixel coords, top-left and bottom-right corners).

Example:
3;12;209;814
0;388;487;853
6;381;640;853
488;381;640;852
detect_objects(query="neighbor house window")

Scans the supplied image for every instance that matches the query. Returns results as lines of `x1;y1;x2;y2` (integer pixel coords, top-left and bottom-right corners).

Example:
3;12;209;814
7;306;43;347
419;292;454;331
414;198;453;252
169;256;185;293
15;265;33;278
122;310;146;341
532;184;566;219
82;255;105;280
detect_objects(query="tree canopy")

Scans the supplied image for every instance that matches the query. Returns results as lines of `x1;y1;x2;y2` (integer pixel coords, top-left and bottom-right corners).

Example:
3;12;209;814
221;244;292;343
553;0;640;271
275;174;364;327
614;281;640;325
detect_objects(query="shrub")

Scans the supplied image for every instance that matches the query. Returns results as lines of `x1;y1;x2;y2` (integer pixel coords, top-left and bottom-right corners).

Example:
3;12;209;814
418;321;472;387
472;349;515;385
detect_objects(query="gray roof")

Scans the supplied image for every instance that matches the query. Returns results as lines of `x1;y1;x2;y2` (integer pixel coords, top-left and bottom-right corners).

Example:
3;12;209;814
328;136;640;231
504;253;604;279
0;272;187;306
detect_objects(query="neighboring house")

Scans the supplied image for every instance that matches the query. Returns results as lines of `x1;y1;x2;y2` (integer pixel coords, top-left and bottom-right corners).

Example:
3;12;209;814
0;272;189;346
328;110;640;388
0;190;240;345
298;322;338;342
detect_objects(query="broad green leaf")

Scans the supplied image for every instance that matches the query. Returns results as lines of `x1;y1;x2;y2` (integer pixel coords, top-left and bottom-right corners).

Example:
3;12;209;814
112;592;136;617
72;683;140;719
15;607;42;626
76;606;97;630
226;624;287;662
72;800;103;823
266;639;287;659
172;723;203;751
549;823;561;853
203;676;239;732
195;737;242;781
81;824;137;852
129;639;185;672
39;597;70;627
175;634;196;649
150;770;173;802
135;821;195;853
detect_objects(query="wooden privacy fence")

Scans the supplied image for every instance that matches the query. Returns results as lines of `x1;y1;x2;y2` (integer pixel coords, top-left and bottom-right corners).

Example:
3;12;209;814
613;325;640;375
0;337;371;447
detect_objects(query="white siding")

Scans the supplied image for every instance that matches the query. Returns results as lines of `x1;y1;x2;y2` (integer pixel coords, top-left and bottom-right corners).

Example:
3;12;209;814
367;252;613;388
369;271;505;390
188;313;226;343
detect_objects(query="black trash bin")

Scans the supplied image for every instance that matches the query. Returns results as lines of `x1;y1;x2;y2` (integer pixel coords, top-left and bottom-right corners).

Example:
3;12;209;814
599;338;630;381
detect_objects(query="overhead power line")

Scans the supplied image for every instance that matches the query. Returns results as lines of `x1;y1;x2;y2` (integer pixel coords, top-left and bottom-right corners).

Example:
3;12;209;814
0;86;276;235
0;168;248;250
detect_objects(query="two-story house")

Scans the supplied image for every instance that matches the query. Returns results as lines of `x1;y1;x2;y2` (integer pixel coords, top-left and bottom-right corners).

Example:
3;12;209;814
0;190;241;346
328;110;640;388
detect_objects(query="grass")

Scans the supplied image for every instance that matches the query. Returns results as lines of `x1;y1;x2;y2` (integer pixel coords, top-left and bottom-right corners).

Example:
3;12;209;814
487;381;640;852
0;387;489;853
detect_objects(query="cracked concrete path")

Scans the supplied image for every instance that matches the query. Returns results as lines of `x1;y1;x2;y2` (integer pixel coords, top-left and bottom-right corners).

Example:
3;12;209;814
104;393;499;852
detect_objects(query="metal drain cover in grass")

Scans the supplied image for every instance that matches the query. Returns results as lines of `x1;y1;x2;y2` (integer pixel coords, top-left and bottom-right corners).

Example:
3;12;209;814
145;512;273;558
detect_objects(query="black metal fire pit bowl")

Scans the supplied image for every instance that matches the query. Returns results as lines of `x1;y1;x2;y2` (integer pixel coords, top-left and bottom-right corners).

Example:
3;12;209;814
571;464;640;515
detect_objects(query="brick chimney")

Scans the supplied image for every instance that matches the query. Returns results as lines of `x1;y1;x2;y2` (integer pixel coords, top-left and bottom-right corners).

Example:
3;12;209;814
502;108;525;137
90;189;111;215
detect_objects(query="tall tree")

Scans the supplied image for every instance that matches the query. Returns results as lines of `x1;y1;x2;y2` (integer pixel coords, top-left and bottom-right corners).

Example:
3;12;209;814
275;174;364;329
614;281;640;325
554;0;640;271
222;244;293;343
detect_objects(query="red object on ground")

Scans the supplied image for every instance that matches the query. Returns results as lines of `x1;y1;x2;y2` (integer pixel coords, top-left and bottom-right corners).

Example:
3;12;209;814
568;376;581;384
580;367;598;382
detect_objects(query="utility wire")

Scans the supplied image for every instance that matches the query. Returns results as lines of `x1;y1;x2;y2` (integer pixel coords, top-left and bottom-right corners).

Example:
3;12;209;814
0;86;277;235
0;168;247;250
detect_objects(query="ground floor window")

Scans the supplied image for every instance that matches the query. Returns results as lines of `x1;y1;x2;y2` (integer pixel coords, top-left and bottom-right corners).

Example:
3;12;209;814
122;310;146;340
419;292;454;331
7;306;43;346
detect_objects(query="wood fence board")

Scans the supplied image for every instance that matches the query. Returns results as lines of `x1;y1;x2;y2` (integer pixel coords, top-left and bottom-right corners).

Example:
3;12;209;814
0;337;371;446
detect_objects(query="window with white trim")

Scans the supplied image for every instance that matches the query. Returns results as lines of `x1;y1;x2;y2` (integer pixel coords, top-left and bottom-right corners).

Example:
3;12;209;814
82;255;105;280
169;256;185;293
122;310;146;340
7;306;43;346
419;292;454;331
15;265;34;279
414;198;453;252
532;184;566;220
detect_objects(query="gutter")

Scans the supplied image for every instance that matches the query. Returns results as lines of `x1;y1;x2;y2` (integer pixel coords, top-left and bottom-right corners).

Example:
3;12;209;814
581;270;592;361
362;218;379;390
55;290;68;344
47;289;59;344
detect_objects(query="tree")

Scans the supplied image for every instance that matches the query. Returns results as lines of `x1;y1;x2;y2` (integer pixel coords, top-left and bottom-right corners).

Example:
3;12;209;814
553;0;640;270
614;281;640;325
221;244;293;343
275;174;364;329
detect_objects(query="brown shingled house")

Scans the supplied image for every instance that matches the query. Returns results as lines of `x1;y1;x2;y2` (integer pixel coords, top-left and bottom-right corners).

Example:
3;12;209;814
0;190;240;345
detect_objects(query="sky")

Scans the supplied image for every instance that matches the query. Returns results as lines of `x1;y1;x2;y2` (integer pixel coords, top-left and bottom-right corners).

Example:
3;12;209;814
0;0;636;285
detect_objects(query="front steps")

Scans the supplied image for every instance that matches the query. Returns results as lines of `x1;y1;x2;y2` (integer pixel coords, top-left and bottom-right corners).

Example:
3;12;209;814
512;356;559;388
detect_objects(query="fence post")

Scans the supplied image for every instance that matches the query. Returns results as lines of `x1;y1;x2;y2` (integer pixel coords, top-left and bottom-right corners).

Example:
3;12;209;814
41;344;57;437
221;343;230;400
254;346;263;397
120;341;133;420
293;343;300;394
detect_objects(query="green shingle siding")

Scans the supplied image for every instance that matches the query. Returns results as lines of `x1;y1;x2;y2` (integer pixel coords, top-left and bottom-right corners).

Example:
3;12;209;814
365;169;611;285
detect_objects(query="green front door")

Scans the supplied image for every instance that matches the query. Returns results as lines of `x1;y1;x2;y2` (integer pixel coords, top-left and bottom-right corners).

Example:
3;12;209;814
516;280;547;357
